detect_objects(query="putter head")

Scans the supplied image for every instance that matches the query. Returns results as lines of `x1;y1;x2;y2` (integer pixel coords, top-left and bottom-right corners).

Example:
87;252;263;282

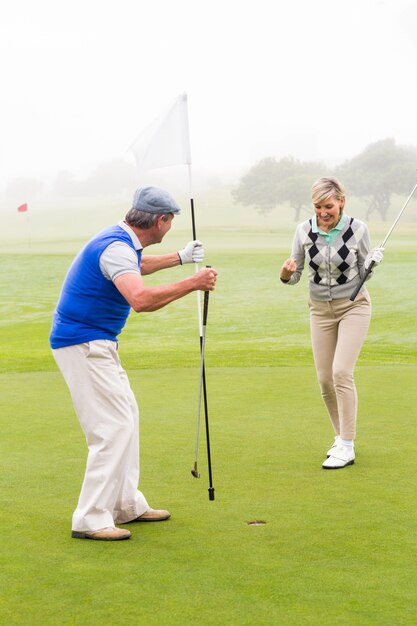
191;463;200;478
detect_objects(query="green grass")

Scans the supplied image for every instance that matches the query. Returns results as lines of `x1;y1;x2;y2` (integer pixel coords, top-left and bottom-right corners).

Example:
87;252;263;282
1;221;417;625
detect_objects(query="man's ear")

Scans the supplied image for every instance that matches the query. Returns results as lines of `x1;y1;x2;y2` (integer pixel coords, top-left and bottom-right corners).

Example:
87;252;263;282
155;215;166;229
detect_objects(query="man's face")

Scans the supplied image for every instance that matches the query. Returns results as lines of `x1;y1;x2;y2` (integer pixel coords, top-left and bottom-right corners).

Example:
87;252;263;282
154;214;174;243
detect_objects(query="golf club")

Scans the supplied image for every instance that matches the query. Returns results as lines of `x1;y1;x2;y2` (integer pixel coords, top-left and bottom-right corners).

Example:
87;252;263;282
350;180;417;301
191;267;215;501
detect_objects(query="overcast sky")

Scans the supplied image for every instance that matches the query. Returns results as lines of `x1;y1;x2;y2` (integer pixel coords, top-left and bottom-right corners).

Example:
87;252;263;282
1;0;416;187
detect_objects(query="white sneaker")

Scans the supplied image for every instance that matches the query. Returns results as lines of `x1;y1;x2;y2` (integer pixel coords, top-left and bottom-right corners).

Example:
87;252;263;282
326;435;341;457
322;444;355;469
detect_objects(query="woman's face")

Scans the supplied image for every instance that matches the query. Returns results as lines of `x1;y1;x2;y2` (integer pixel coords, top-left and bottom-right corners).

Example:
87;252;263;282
313;195;344;231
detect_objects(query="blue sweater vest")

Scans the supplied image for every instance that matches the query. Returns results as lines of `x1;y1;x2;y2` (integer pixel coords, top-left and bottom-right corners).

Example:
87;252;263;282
50;225;142;349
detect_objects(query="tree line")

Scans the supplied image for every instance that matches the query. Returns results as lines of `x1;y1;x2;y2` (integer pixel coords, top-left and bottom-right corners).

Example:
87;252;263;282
232;138;417;221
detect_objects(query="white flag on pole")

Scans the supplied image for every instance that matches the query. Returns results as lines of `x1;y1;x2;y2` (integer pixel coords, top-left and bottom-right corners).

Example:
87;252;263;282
130;93;191;172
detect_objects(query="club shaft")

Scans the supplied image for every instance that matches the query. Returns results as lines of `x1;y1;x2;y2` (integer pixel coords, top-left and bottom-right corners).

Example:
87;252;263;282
202;290;214;499
350;181;417;301
193;329;207;463
380;181;417;247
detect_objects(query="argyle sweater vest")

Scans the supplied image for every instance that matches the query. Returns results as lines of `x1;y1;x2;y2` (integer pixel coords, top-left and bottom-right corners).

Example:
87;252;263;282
285;215;372;301
50;225;142;348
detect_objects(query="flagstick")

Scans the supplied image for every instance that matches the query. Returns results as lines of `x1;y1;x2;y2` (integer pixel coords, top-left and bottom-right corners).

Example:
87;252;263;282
127;92;214;495
26;213;32;249
188;165;203;336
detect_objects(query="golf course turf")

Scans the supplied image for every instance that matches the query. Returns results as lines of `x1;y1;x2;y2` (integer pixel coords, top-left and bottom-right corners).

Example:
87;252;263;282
1;212;416;625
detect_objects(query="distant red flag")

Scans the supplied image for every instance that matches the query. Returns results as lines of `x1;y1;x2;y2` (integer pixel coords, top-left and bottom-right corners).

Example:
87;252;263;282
17;203;28;213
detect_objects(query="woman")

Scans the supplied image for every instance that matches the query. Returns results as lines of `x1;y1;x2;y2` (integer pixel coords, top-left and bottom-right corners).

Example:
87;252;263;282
280;177;383;469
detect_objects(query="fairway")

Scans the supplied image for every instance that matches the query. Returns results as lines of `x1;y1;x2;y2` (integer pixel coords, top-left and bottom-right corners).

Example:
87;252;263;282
1;219;417;625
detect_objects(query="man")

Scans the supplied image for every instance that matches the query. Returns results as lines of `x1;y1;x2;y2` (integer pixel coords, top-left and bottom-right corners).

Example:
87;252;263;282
50;186;218;541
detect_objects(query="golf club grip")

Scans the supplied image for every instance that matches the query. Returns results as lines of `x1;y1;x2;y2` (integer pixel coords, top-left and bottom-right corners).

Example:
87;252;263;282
203;265;211;325
203;291;209;324
350;261;374;301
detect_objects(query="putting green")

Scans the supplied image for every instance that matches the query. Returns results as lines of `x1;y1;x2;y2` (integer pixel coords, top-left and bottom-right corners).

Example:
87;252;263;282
1;220;416;624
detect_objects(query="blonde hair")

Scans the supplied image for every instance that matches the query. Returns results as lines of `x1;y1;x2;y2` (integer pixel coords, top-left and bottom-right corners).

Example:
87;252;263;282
311;177;346;205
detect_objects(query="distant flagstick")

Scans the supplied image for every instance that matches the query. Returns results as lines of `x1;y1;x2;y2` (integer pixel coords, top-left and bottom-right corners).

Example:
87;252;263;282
17;203;31;248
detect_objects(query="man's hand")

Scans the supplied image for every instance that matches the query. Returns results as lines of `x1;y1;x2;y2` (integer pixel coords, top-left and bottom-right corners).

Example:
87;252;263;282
193;267;218;291
115;267;218;313
178;240;205;264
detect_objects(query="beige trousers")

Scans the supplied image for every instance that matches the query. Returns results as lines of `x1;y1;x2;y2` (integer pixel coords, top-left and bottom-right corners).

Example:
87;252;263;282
53;340;149;532
309;290;372;440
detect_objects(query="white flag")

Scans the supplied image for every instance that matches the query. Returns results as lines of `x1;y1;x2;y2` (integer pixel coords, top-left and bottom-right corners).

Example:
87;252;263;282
130;93;191;172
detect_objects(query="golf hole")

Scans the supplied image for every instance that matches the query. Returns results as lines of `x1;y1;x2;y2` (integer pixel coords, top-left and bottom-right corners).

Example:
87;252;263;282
246;520;267;526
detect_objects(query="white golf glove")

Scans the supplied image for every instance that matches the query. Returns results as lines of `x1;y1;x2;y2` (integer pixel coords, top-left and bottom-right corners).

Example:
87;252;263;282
178;240;205;264
365;246;384;270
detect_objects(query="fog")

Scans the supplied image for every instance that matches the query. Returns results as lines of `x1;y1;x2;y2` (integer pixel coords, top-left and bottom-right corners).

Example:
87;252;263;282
1;0;416;195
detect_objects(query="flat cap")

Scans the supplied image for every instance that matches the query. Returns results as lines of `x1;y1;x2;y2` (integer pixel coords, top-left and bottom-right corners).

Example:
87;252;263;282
132;186;181;215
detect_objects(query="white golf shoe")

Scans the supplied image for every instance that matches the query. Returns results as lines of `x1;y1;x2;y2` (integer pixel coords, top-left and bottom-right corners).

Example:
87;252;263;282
326;435;341;457
322;444;355;469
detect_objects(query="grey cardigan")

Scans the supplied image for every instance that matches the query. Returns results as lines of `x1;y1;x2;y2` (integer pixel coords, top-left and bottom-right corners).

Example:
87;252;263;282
282;215;372;301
